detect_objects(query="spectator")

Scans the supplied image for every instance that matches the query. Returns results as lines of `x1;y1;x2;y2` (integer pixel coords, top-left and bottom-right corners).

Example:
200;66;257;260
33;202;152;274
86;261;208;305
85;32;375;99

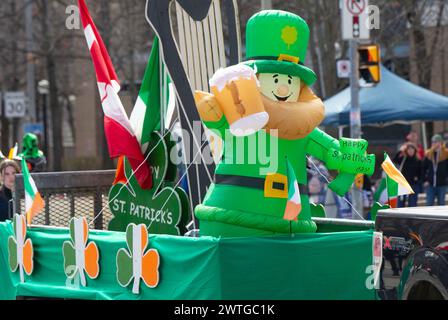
20;133;47;172
422;134;448;206
362;175;374;215
406;131;425;160
393;142;422;207
0;159;20;221
307;157;330;205
324;191;353;219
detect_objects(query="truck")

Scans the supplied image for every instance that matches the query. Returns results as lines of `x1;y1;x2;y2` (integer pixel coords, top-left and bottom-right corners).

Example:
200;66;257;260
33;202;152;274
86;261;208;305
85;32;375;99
376;206;448;300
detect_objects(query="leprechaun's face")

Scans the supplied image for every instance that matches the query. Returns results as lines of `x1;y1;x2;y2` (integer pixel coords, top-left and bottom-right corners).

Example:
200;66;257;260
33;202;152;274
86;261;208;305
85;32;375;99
258;73;301;102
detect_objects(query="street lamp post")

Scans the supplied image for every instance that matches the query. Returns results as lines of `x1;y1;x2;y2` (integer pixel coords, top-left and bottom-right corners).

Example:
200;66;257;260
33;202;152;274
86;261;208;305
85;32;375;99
261;0;272;9
37;79;49;157
349;40;363;219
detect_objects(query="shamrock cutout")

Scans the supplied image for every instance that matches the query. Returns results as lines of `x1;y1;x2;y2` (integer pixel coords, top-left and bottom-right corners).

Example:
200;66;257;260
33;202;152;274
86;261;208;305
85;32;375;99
108;131;191;235
62;217;100;287
116;223;160;294
281;26;298;49
8;214;33;282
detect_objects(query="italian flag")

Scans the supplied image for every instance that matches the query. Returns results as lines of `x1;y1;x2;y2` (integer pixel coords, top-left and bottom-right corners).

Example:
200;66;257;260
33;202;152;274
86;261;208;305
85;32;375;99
21;158;44;225
381;153;414;208
283;159;302;221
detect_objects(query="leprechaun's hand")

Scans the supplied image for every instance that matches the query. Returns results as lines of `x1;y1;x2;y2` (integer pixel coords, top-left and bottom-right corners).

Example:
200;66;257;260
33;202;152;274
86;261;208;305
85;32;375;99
194;90;224;122
326;138;376;196
326;138;375;175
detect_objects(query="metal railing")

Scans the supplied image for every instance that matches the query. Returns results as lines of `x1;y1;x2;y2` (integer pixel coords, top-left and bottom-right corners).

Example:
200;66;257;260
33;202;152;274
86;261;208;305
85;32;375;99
13;170;116;230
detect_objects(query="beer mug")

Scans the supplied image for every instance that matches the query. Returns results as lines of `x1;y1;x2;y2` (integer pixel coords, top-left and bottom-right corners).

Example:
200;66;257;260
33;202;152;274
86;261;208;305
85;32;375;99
209;64;269;136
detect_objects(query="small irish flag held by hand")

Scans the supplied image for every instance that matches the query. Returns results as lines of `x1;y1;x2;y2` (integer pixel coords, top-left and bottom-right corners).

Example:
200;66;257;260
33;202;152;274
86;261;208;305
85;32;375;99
283;159;302;221
21;158;44;225
381;153;414;208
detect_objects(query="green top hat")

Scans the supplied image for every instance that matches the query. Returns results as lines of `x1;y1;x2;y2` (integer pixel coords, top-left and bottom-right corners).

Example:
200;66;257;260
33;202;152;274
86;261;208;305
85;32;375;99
244;10;317;86
21;133;43;159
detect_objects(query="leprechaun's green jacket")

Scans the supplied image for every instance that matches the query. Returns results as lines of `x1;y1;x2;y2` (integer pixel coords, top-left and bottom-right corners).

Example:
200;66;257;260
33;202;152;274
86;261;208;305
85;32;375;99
195;116;341;237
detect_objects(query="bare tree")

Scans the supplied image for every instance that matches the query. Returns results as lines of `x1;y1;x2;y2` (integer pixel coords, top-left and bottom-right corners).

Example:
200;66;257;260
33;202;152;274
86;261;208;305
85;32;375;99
1;0;445;169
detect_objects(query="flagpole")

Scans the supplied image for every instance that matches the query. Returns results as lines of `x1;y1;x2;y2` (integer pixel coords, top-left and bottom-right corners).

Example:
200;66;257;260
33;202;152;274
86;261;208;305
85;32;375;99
385;172;390;206
286;156;291;236
383;152;391;207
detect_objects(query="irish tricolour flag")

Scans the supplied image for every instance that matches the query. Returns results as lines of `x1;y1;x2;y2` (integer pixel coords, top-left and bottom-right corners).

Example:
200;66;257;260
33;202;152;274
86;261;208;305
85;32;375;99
381;153;414;208
130;37;172;153
283;159;302;221
21;158;44;225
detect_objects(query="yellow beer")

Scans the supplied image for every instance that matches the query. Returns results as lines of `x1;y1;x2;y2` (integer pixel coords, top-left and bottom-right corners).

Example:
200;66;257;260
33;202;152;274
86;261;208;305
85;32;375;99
209;64;268;136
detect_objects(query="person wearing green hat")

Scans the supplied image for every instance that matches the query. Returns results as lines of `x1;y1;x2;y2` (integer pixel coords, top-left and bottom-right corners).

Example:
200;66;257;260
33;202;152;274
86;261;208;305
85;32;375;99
20;133;47;172
194;10;376;237
422;134;448;206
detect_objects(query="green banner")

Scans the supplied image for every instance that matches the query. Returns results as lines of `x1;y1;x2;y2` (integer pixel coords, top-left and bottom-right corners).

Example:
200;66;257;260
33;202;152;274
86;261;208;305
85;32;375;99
108;132;190;235
0;221;377;300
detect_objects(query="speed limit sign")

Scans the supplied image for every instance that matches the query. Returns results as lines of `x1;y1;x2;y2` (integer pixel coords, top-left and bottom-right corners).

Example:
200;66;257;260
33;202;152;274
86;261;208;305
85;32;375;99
4;92;27;118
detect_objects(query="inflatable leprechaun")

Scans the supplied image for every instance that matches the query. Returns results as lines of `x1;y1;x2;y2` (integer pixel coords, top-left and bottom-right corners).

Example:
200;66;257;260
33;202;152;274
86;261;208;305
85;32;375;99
194;10;375;237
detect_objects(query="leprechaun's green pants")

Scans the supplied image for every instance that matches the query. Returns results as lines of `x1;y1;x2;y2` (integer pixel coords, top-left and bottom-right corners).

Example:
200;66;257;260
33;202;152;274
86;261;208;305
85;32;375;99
196;182;317;237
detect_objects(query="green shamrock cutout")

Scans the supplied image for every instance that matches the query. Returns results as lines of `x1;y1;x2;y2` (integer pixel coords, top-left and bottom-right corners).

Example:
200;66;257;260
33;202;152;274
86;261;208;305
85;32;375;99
116;223;160;294
108;131;191;235
62;217;100;287
8;214;34;282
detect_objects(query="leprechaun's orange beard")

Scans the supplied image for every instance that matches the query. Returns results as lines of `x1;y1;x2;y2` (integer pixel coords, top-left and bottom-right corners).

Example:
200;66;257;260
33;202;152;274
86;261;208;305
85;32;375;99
261;87;325;140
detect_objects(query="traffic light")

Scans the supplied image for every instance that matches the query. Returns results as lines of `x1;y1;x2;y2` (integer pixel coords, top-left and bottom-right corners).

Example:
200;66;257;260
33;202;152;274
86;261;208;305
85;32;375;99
358;44;381;86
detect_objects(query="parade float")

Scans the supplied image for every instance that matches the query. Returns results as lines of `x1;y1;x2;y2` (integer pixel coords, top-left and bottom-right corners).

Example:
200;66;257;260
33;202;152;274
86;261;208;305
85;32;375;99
0;0;386;300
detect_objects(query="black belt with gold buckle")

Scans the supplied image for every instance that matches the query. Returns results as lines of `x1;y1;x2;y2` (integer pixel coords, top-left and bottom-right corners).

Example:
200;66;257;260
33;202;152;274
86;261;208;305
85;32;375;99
214;174;308;198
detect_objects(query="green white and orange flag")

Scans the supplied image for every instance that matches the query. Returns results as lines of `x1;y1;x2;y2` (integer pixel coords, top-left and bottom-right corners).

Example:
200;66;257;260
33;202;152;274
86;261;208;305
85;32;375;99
283;159;302;221
113;37;172;188
114;37;171;187
381;153;414;208
21;158;44;224
129;37;172;153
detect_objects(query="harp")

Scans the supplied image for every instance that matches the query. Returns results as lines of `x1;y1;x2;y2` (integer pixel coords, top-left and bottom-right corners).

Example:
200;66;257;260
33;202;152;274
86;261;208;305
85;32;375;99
145;0;241;220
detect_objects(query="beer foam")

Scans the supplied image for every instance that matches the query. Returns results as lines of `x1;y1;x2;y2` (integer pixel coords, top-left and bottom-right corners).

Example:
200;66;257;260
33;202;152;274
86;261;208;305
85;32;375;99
209;64;257;92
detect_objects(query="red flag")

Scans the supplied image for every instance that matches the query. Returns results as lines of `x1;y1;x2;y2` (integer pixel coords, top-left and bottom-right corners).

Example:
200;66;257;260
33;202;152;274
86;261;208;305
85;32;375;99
78;0;152;189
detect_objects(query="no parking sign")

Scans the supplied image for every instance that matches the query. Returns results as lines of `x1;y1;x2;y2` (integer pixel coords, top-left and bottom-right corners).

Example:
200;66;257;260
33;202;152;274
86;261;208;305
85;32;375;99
341;0;370;40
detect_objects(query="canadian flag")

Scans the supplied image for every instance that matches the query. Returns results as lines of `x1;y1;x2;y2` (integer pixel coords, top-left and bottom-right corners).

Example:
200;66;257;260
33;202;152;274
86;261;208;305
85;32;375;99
78;0;152;189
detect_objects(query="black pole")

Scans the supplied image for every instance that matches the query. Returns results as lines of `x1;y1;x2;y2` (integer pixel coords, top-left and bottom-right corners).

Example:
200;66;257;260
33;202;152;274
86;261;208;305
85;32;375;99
43;93;48;157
